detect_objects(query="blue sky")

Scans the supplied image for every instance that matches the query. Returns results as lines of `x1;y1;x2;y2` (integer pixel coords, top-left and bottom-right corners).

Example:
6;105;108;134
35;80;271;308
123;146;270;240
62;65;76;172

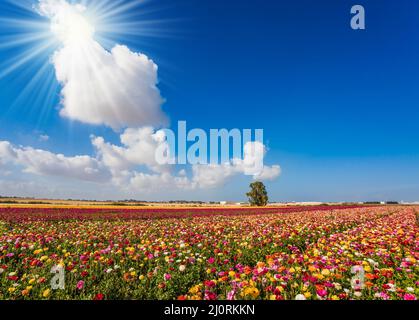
0;0;419;202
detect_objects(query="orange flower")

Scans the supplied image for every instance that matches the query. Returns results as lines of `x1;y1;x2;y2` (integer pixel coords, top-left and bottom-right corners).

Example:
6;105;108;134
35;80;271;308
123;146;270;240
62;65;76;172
244;266;252;275
365;273;375;280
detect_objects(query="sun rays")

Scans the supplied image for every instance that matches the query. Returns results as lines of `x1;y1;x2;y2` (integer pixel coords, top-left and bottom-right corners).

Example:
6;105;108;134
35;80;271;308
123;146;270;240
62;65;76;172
0;0;170;125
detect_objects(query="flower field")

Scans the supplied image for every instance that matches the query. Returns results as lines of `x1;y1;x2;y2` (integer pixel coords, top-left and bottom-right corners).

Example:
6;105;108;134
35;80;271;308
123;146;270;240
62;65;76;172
0;205;417;300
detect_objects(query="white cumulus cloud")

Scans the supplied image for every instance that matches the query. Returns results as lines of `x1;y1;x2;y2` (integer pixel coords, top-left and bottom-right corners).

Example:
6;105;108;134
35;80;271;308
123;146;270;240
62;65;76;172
191;141;281;188
0;131;281;194
0;141;111;183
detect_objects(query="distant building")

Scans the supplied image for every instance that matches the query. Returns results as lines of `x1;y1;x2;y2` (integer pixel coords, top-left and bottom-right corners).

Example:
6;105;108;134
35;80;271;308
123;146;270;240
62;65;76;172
220;201;241;206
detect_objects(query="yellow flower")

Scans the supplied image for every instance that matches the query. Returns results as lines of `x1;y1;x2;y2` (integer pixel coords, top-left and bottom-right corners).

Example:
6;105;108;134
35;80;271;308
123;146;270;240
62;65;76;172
139;275;145;281
229;271;236;277
276;286;284;293
28;278;36;285
304;292;312;299
42;289;50;298
331;295;340;300
289;267;296;273
8;287;16;293
241;287;259;299
321;269;330;276
269;295;277;300
189;285;201;294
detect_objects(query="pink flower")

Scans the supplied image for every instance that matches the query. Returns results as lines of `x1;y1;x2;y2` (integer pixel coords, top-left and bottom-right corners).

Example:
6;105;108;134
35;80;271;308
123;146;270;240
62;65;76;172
207;257;215;264
227;290;236;300
403;294;416;300
76;280;85;290
164;273;172;281
204;280;216;288
204;291;217;300
316;289;327;298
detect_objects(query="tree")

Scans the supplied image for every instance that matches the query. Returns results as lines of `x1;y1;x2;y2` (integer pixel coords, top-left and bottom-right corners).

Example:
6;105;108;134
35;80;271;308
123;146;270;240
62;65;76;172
246;181;268;207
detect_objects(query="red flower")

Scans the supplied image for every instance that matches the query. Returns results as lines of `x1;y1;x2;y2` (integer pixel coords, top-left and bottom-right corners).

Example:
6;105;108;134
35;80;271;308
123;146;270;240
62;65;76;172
94;293;105;300
81;271;89;277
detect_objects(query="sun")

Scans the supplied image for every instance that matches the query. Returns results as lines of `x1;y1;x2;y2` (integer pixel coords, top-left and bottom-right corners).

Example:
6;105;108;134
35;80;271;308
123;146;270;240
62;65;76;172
47;3;95;45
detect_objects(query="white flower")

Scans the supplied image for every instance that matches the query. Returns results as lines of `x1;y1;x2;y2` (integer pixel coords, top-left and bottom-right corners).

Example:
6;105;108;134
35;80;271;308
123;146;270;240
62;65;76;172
295;294;306;300
0;268;4;274
407;287;414;293
387;283;396;292
354;291;362;297
179;265;186;272
105;268;113;273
